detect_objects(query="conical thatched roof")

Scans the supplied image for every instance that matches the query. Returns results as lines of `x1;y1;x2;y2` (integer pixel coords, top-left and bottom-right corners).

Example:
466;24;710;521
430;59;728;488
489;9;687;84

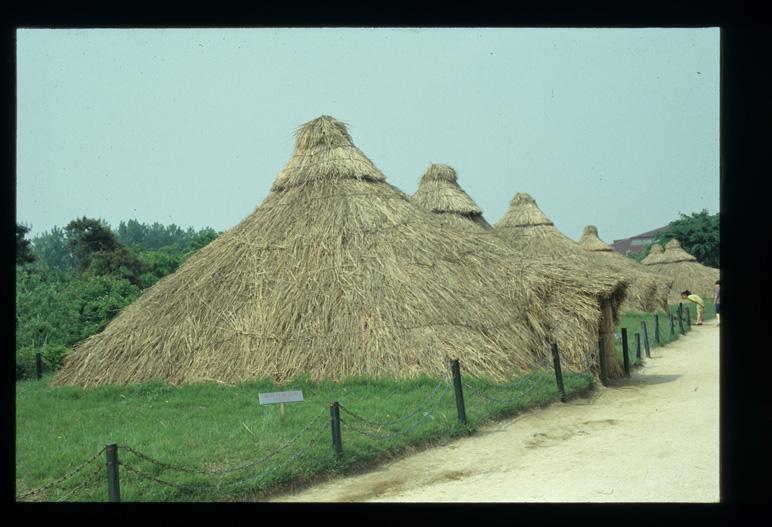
643;238;718;303
410;164;492;231
579;225;673;312
661;238;698;263
411;167;620;377
641;243;665;265
55;116;570;388
494;194;629;311
493;193;631;378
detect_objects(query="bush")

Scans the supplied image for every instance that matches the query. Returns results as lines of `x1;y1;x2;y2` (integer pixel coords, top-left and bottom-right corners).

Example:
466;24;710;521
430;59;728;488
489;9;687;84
16;343;71;380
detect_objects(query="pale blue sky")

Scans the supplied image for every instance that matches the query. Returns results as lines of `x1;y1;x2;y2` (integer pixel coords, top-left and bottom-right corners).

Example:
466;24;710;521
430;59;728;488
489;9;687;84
16;27;719;243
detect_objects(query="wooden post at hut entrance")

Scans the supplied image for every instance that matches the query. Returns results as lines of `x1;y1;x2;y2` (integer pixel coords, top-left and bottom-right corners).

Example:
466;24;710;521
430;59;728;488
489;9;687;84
599;301;622;378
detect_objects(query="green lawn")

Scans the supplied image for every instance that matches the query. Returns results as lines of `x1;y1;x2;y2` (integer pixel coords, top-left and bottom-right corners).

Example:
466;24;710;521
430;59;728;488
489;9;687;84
16;366;593;502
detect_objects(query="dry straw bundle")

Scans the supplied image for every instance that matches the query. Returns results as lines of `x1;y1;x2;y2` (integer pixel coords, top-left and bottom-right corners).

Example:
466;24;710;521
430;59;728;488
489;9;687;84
578;225;673;312
55;116;572;388
641;243;665;265
410;164;492;231
643;238;719;303
493;193;631;378
411;165;623;377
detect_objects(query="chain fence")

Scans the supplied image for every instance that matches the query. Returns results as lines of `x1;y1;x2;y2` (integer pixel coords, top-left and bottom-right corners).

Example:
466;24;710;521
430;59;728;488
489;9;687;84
18;343;608;502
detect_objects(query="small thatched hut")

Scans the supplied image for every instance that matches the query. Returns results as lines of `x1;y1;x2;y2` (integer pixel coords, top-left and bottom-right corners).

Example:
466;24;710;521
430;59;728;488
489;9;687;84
643;238;719;304
641;243;665;265
410;164;492;231
55;116;571;388
493;193;630;379
411;165;626;377
578;225;673;312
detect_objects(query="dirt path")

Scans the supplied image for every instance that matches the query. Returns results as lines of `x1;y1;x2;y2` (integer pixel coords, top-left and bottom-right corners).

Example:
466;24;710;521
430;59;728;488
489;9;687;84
268;324;720;502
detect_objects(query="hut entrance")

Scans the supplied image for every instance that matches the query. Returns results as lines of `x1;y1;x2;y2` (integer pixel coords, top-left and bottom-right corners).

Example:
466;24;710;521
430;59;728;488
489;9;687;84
599;300;623;379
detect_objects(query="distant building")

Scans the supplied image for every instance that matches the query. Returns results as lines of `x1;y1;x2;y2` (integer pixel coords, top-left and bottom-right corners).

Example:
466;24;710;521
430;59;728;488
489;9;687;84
612;225;670;255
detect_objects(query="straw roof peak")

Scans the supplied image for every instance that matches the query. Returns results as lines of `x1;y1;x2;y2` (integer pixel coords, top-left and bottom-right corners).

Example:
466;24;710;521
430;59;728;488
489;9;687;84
271;115;385;192
660;238;697;263
411;164;484;219
496;193;554;228
294;115;353;150
578;224;614;252
420;163;459;184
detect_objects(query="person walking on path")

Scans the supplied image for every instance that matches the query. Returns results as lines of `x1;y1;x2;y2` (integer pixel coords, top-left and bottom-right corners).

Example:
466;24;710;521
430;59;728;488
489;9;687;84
714;280;720;326
681;289;705;325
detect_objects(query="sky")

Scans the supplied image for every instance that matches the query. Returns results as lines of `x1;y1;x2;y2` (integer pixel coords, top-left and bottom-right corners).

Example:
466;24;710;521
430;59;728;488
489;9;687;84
16;27;720;244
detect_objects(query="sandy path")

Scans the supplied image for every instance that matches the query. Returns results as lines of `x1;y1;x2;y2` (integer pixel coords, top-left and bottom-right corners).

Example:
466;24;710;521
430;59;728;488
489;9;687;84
268;324;720;503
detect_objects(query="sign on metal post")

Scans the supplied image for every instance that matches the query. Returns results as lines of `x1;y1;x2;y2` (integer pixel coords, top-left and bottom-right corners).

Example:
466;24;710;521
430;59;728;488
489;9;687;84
259;390;304;416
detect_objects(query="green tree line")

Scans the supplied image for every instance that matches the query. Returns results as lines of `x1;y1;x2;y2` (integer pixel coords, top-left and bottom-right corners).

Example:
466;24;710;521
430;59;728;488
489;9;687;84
626;209;719;268
15;218;221;379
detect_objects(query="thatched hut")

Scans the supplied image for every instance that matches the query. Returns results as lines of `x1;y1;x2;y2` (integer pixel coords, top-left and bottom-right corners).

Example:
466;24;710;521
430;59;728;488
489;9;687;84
411;165;628;378
55;116;573;388
493;193;631;378
410;164;492;231
578;225;673;312
641;243;665;265
643;238;719;304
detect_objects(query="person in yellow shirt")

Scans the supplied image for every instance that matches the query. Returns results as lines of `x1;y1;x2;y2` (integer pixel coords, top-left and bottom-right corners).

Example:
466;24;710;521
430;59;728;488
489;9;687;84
680;290;704;325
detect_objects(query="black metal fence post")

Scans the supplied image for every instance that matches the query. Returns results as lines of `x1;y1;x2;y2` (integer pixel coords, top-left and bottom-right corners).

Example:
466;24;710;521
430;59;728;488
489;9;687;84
598;339;608;387
450;359;467;426
621;328;631;378
678;308;686;335
642;320;651;358
669;313;675;337
105;443;121;502
686;305;692;329
550;343;566;402
654;314;660;345
35;352;43;380
634;332;642;361
330;402;343;462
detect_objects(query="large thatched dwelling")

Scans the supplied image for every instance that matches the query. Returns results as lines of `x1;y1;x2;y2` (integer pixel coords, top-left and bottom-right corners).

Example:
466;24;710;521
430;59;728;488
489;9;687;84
55;116;574;388
642;238;719;304
493;193;631;378
578;225;673;312
410;164;629;378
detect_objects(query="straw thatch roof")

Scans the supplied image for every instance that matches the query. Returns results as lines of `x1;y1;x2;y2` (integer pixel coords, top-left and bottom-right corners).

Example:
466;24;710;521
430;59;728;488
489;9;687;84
411;166;622;377
493;193;631;378
55;116;574;388
643;238;719;303
410;164;492;231
579;225;673;312
494;194;629;312
641;243;665;265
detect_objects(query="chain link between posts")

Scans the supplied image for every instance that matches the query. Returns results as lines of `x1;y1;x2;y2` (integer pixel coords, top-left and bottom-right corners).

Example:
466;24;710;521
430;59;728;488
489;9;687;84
16;446;106;501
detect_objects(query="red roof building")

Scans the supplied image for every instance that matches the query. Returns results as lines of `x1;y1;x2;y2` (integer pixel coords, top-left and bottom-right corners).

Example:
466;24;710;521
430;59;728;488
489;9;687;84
612;225;670;255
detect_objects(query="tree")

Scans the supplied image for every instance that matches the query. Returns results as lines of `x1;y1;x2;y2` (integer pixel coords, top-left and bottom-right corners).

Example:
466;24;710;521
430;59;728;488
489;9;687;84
653;210;720;268
16;223;36;264
64;217;148;286
31;226;75;271
185;227;220;254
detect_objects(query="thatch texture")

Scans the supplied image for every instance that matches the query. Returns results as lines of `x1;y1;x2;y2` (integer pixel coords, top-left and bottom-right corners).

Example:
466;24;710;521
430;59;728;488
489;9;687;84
641;243;665;265
410;164;492;231
578;225;673;312
411;166;619;377
55;116;573;388
643;239;719;303
493;193;631;378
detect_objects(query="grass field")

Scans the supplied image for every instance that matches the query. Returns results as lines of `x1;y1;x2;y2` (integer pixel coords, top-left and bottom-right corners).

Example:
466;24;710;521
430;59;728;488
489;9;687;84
15;365;592;502
16;300;713;502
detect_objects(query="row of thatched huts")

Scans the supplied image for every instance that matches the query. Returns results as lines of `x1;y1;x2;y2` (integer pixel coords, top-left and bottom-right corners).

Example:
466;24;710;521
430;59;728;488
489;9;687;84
53;115;717;388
